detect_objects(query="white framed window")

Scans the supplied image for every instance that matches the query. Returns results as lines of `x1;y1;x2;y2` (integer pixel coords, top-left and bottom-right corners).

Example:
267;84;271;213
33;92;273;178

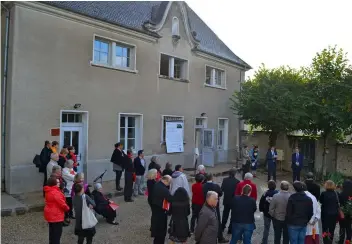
118;113;143;153
205;66;226;89
172;17;180;36
61;113;82;123
217;118;229;150
92;36;137;72
194;117;208;129
161;115;185;143
159;54;188;80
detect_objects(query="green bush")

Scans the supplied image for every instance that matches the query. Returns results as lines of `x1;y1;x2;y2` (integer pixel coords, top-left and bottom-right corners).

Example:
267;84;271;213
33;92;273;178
325;172;345;187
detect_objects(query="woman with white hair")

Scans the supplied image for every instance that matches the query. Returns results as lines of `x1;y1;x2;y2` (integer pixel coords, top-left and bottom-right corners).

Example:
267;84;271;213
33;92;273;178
196;165;206;184
91;183;118;225
62;159;76;219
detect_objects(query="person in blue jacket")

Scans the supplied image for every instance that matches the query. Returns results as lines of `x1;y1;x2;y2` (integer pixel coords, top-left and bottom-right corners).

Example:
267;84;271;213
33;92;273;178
249;145;259;177
266;146;278;182
291;147;303;182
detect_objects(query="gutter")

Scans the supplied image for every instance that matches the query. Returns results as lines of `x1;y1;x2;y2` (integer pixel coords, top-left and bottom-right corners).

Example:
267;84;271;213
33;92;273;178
1;3;10;192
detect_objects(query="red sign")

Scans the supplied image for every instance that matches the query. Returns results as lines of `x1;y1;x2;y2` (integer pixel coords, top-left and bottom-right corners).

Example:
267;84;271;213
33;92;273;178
50;128;60;136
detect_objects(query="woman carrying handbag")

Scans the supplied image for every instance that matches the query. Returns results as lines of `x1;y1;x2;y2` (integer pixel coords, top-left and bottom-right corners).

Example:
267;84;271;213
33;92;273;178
73;183;97;244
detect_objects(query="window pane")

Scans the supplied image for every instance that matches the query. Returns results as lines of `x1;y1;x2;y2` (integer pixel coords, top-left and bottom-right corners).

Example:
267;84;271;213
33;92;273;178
127;139;135;150
206;67;212;84
122;57;128;67
94;40;100;50
128;117;135;127
62;114;68;123
100;53;108;64
116;56;122;66
160;54;169;76
64;131;71;148
120;116;125;127
128;128;135;138
122;47;128;57
174;59;181;79
215;70;222;86
74;114;82;123
94;51;100;62
68;114;75;122
72;131;79;154
204;131;212;147
120;128;126;139
101;42;109;52
116;46;123;56
120;138;126;148
218;130;223;146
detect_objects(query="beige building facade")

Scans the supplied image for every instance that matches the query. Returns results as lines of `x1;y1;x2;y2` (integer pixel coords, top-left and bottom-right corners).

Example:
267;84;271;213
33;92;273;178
1;2;250;194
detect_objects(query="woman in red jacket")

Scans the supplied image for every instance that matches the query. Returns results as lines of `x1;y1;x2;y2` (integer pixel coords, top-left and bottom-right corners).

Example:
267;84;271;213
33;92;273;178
44;176;70;244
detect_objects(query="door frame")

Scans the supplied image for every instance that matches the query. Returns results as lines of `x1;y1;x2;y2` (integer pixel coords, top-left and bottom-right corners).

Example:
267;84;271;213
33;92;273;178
60;110;89;174
202;128;215;167
217;118;229;150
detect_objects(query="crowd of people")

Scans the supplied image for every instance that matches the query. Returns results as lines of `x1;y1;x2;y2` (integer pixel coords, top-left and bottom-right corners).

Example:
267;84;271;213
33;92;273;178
38;140;352;244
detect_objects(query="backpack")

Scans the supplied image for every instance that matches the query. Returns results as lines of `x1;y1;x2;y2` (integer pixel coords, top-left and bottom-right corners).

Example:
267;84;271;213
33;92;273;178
33;154;41;168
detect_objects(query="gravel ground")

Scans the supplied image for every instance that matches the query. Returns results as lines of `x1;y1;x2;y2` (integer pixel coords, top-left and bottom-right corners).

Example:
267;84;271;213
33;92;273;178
1;174;335;244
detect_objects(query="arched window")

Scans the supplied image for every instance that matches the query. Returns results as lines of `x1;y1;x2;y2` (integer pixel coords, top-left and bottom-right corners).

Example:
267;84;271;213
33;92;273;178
172;17;179;36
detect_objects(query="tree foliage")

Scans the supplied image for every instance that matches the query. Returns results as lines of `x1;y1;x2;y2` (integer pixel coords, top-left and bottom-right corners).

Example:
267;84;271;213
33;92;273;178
231;65;309;146
231;46;352;153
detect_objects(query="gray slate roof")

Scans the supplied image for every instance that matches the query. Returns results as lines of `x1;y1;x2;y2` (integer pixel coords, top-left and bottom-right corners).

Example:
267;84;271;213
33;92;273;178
42;1;251;69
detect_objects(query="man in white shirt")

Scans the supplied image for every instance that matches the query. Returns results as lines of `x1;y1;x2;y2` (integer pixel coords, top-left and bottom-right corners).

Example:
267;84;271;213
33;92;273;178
47;153;59;179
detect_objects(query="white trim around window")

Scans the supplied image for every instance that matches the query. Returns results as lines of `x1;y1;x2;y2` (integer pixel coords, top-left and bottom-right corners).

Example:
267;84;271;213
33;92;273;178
117;113;143;154
159;52;189;82
90;34;138;74
160;115;185;144
204;65;227;89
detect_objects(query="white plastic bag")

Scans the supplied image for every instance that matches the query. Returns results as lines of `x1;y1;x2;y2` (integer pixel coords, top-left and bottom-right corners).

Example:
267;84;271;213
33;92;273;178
81;194;98;229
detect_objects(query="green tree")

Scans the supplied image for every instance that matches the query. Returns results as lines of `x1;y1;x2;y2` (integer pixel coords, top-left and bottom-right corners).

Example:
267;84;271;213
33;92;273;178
303;46;352;175
231;65;309;146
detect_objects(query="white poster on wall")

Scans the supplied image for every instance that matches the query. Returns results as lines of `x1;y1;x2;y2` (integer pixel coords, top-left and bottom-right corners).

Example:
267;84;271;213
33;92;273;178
166;121;184;153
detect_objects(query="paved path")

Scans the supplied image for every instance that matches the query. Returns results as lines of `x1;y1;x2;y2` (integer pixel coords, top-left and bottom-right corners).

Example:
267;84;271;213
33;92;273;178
1;172;336;244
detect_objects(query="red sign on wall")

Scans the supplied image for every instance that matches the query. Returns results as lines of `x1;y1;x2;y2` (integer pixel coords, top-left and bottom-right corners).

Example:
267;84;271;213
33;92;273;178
50;128;60;136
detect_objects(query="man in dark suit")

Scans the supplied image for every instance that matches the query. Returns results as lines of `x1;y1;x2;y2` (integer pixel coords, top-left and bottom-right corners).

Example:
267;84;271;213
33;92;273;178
266;146;278;182
110;142;126;191
203;173;228;243
291;147;304;182
221;168;240;234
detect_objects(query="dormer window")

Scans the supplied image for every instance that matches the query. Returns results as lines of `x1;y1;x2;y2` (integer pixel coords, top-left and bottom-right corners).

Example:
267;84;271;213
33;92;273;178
172;17;180;37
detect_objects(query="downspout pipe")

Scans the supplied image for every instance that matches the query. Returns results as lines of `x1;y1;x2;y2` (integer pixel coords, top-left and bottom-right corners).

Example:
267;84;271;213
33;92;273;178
1;4;10;192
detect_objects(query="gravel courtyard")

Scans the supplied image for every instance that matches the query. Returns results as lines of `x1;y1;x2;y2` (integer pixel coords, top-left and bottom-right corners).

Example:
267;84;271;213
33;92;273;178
1;174;305;244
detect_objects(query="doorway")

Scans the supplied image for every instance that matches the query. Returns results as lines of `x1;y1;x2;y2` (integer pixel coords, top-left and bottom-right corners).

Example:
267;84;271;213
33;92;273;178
217;118;229;163
298;138;315;172
60;111;88;173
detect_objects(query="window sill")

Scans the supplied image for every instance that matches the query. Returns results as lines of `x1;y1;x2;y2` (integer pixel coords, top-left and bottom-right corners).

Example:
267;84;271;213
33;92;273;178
159;75;190;83
204;83;227;90
90;62;138;74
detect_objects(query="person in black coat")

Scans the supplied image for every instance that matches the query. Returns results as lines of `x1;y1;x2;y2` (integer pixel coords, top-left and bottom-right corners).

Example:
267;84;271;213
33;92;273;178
123;150;135;202
286;181;313;243
203;173;228;243
40;141;53;192
169;187;191;243
304;172;321;201
151;175;173;244
230;184;257;244
162;162;173;176
259;180;278;244
91;183;118;225
110;143;126;191
338;180;352;244
221;168;240;234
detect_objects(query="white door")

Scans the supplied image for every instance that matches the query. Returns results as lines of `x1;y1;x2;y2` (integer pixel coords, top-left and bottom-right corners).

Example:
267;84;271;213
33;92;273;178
217;119;229;163
61;127;83;173
202;129;215;167
119;115;141;154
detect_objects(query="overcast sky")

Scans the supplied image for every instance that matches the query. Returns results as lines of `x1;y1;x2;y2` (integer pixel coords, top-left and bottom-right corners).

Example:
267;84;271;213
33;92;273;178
186;0;352;78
